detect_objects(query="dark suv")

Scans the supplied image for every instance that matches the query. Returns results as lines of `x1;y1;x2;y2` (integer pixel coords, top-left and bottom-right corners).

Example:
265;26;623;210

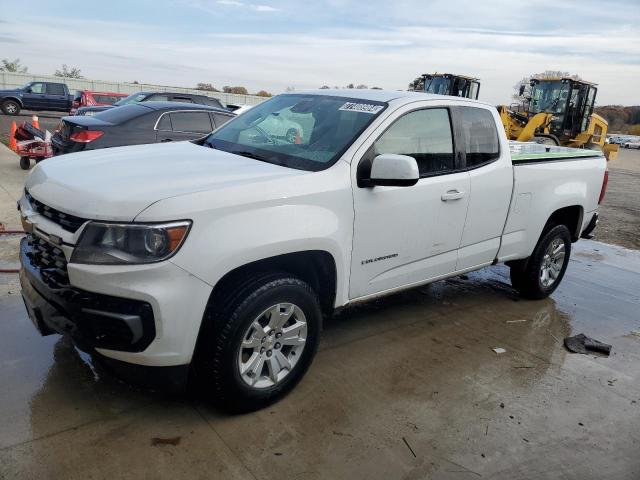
75;91;226;116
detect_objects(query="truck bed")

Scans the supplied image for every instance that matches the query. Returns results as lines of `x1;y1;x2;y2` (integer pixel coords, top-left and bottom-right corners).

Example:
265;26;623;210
510;141;604;163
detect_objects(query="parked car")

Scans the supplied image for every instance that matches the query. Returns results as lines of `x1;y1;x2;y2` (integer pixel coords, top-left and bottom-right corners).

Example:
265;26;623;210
51;102;234;155
623;140;640;149
19;90;607;411
70;90;128;115
75;91;226;116
0;81;72;115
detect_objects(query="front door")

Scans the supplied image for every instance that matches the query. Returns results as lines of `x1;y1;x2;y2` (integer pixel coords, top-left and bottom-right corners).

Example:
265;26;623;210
350;106;470;299
22;82;46;110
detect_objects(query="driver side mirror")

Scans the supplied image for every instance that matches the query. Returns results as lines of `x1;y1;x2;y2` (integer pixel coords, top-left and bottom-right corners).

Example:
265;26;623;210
23;86;31;93
364;154;419;187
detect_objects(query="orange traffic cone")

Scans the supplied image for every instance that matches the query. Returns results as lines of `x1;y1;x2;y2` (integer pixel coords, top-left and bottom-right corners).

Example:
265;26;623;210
32;115;40;130
8;121;17;151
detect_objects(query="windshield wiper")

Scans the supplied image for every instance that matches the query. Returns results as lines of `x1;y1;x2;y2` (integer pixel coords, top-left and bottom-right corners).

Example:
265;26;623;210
231;150;267;162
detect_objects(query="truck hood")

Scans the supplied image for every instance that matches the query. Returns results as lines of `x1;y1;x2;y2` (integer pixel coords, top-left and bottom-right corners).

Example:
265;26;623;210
25;142;305;221
0;88;21;95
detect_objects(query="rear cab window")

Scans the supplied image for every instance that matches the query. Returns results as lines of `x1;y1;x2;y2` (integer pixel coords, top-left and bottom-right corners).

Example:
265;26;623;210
46;83;66;96
457;107;500;168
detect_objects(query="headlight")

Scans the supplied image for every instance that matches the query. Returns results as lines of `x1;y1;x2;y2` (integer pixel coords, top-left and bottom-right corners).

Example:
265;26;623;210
71;221;191;265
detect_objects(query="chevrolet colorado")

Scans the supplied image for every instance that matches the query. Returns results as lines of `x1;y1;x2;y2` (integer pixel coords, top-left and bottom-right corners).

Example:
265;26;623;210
18;90;608;411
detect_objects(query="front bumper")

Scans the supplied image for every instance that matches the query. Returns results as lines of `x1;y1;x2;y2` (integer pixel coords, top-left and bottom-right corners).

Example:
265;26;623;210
20;236;156;352
19;233;214;368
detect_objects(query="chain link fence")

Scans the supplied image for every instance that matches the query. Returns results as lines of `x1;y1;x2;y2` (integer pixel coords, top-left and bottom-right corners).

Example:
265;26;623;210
0;72;267;107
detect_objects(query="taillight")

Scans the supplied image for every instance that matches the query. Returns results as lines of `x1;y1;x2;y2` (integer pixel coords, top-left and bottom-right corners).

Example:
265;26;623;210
598;169;608;204
70;130;104;143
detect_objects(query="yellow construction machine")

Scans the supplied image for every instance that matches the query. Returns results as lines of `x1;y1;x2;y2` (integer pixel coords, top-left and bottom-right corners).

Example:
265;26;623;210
415;73;481;99
499;77;618;160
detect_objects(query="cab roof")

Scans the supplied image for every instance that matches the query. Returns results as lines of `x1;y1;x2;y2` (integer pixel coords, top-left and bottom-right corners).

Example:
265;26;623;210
291;88;494;108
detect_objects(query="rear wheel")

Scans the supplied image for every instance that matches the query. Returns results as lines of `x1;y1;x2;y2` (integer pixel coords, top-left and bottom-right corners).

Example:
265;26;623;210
1;99;20;115
510;224;572;299
19;157;30;170
194;273;321;412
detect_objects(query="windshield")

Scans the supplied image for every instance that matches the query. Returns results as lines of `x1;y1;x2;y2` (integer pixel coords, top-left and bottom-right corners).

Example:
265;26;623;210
529;80;570;115
114;93;148;106
424;76;452;95
202;94;387;171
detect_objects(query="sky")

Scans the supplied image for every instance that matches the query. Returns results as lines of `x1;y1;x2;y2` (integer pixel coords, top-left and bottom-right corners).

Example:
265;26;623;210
1;0;639;105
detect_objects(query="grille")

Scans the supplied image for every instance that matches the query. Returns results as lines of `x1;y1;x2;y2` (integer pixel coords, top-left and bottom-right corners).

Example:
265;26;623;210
24;234;70;289
25;190;88;233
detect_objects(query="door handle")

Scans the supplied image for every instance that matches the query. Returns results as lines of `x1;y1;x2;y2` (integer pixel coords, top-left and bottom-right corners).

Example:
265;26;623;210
441;190;466;201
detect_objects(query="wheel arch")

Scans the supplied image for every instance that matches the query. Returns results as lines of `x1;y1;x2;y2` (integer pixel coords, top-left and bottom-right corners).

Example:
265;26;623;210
208;250;338;318
543;205;584;242
1;96;24;107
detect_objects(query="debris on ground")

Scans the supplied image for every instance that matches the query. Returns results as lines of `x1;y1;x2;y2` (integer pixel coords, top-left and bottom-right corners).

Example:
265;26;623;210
150;436;181;446
492;347;507;354
564;334;612;356
506;319;528;324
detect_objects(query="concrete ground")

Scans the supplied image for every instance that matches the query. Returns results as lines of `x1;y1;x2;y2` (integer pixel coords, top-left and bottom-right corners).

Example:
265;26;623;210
1;145;640;479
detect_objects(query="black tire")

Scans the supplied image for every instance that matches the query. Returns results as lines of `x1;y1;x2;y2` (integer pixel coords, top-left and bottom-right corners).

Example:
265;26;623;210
19;156;30;170
194;273;321;412
1;99;20;115
509;224;572;299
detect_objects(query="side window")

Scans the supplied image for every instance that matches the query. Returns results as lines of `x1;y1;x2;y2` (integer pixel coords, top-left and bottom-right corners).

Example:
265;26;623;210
47;83;66;95
156;114;172;131
213;113;233;128
172;96;194;103
458;107;500;167
373;108;454;176
148;94;169;102
29;83;45;94
169;111;213;133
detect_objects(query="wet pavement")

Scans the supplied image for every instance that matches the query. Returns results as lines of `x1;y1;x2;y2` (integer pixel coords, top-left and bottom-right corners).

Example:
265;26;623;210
1;239;639;479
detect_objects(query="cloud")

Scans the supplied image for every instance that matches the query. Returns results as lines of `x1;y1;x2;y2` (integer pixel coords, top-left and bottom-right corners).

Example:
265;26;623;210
254;5;278;11
214;0;279;11
1;2;638;105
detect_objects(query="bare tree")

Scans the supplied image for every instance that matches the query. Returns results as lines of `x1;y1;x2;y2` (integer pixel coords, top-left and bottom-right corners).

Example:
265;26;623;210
285;86;295;92
196;83;219;92
356;84;368;89
319;85;330;89
255;90;272;97
0;58;28;73
513;71;582;100
54;64;83;78
223;86;249;94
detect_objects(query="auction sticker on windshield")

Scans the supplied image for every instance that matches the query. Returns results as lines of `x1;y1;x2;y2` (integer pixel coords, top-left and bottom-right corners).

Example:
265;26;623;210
339;102;384;114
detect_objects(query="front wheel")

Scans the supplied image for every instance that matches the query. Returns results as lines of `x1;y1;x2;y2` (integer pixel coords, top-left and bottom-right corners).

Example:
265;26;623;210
19;156;30;170
1;99;20;115
510;224;572;299
194;273;321;412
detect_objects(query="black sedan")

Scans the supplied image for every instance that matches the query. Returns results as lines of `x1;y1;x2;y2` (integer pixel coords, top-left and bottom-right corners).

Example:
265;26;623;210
75;91;226;116
52;102;234;156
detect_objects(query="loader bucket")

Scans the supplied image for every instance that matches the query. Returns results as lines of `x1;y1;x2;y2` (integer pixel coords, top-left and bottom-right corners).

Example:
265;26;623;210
603;143;619;162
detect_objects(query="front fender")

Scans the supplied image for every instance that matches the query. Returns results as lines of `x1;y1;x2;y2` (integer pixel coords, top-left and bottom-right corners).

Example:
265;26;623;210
170;203;351;305
0;95;23;107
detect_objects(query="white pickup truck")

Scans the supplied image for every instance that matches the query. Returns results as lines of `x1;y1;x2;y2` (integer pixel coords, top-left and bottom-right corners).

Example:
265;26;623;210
18;90;608;411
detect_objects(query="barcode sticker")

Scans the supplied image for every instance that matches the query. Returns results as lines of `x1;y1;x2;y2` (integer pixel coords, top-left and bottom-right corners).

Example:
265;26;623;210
338;102;384;114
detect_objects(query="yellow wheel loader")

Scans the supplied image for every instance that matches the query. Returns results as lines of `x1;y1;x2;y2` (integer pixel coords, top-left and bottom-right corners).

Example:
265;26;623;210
499;77;619;160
